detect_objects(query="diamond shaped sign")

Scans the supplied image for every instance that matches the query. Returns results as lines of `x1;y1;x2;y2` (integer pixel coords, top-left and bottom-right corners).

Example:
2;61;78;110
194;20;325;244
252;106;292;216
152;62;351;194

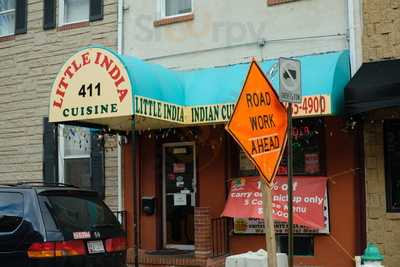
226;60;288;187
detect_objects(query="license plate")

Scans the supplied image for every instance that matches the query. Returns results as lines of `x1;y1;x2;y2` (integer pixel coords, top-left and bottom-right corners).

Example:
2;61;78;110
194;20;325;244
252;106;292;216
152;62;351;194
87;240;105;254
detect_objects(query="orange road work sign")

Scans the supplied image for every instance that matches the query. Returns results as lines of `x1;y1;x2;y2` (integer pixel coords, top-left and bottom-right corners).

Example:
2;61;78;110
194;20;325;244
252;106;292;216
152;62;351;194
226;60;288;187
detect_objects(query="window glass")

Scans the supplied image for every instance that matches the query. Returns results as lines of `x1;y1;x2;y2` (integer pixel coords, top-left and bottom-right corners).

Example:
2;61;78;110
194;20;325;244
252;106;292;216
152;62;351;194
39;194;118;235
64;0;89;24
278;118;325;176
0;192;23;232
239;118;325;177
165;0;192;17
0;0;15;37
0;0;14;11
61;125;92;189
63;125;91;157
384;120;400;212
64;158;91;189
278;235;314;256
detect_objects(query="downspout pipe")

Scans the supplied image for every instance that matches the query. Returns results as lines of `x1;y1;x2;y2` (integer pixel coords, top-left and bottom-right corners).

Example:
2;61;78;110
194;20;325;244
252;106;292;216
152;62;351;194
117;1;140;266
347;0;363;76
117;0;123;55
117;0;124;217
347;0;366;256
117;2;139;265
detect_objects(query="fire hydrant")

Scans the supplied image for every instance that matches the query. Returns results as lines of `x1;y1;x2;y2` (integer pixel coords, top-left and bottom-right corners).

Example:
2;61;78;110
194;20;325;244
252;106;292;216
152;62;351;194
361;243;384;267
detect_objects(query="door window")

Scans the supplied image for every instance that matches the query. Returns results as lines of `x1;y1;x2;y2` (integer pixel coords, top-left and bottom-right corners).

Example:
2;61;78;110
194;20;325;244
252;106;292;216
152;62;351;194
163;143;196;248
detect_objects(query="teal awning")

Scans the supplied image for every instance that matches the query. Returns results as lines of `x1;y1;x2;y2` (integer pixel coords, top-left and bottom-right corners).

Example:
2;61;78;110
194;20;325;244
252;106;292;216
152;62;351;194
49;46;350;130
121;49;350;127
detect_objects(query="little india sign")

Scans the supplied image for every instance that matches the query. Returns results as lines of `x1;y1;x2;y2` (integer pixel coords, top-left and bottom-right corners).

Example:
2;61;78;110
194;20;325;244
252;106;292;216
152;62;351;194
48;47;332;131
49;47;133;123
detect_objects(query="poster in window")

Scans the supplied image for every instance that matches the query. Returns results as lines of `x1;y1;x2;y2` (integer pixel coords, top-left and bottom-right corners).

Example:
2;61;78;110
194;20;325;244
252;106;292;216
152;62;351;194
173;163;186;174
225;176;330;234
176;176;185;188
233;217;329;235
305;153;320;174
173;193;187;206
233;189;330;235
167;173;176;181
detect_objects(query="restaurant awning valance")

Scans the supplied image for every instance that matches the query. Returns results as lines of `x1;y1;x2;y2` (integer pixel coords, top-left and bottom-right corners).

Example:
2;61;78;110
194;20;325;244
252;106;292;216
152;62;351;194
345;59;400;115
49;46;350;131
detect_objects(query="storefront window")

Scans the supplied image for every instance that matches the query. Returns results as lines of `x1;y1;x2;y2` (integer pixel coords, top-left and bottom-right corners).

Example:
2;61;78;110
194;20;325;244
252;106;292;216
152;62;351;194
384;120;400;212
238;118;325;177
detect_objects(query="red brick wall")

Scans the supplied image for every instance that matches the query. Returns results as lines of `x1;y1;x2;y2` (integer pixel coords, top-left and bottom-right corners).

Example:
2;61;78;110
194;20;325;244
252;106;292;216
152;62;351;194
197;126;227;218
139;136;158;250
195;207;212;259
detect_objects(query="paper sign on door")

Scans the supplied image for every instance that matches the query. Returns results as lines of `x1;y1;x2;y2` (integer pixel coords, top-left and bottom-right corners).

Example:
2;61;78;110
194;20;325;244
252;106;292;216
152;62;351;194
174;193;187;206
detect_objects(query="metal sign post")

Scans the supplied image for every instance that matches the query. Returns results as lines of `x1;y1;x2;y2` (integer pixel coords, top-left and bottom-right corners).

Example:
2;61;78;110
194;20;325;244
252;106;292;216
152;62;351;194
225;60;288;267
279;58;301;267
261;179;278;267
287;103;294;267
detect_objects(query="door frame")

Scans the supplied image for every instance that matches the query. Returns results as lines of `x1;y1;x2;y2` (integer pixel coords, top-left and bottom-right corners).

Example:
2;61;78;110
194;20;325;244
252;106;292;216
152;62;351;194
162;142;196;250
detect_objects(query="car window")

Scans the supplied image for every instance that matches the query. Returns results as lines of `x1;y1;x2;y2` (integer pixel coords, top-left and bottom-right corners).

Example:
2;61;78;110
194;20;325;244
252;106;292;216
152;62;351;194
0;192;24;233
39;193;118;235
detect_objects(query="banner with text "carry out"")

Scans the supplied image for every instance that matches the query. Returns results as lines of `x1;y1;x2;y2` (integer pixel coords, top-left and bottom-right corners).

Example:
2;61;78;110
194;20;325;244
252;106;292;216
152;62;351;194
221;176;328;229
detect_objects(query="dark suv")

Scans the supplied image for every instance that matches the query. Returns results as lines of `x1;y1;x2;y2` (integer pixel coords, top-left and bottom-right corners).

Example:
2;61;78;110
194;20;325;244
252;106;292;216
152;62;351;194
0;183;126;267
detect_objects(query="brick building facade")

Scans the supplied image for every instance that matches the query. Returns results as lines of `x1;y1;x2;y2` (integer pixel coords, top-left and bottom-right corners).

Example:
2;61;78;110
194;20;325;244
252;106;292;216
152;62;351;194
362;0;400;61
0;0;119;210
363;113;400;267
344;1;400;266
